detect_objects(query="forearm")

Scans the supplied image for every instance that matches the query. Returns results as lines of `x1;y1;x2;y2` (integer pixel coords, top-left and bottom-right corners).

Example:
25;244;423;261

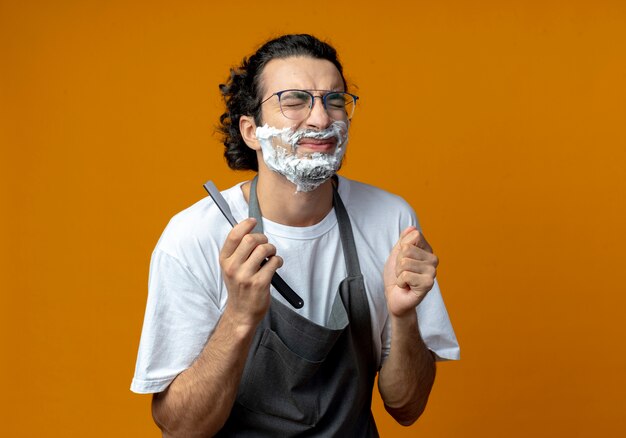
152;308;257;438
378;312;436;426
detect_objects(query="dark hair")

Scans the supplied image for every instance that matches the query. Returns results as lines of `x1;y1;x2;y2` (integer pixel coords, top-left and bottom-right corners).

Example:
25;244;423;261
218;34;347;171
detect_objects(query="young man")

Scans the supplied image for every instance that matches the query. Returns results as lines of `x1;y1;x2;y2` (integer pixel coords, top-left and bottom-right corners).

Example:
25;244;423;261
131;34;459;437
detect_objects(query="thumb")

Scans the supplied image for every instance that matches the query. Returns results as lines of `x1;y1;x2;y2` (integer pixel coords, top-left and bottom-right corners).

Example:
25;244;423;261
385;226;416;287
389;226;417;258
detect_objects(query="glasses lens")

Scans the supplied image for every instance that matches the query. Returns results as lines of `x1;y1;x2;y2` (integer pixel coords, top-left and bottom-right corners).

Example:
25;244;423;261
279;90;313;120
325;92;356;120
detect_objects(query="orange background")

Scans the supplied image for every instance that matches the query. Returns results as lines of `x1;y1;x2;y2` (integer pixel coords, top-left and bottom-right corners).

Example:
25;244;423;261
2;0;625;436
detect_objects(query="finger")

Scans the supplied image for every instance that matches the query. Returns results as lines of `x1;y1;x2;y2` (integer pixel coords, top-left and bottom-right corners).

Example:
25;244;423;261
243;242;278;273
395;251;438;279
401;229;433;253
254;255;284;285
400;226;417;239
229;233;270;267
396;271;436;293
396;242;437;266
414;231;433;253
395;257;437;279
220;218;258;260
390;226;418;259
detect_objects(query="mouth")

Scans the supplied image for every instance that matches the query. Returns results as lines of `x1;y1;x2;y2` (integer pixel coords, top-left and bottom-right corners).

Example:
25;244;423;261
296;137;338;153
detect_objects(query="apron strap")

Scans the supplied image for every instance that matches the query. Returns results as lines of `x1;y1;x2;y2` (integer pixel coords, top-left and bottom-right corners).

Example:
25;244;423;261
248;176;264;234
331;177;362;278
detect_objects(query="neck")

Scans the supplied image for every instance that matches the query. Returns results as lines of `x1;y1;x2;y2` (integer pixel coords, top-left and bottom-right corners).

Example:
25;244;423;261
242;166;334;227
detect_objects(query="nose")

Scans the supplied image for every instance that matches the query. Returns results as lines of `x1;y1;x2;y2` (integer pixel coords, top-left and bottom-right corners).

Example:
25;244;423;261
305;95;332;129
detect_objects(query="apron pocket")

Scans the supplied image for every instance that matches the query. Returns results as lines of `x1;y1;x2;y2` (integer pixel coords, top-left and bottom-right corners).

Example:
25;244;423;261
238;328;324;426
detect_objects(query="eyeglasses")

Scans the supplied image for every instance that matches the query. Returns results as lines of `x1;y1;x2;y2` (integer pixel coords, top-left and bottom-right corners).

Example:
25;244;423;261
260;89;359;121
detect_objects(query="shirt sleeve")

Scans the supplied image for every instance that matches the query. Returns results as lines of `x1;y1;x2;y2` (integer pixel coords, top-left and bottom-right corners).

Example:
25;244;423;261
380;278;460;364
416;279;460;360
379;201;459;363
130;249;223;394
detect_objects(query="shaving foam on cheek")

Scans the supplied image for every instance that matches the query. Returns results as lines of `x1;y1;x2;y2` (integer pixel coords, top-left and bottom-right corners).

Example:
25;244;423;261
255;121;349;192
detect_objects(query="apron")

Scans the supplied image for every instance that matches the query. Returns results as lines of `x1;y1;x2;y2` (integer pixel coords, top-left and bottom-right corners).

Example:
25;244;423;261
216;177;379;437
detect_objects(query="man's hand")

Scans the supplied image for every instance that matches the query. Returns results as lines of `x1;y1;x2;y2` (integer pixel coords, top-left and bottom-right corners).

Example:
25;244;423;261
219;218;283;328
383;226;439;317
379;226;438;425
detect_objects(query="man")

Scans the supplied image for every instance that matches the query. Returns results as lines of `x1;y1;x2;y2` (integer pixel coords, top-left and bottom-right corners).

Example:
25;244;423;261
131;34;459;437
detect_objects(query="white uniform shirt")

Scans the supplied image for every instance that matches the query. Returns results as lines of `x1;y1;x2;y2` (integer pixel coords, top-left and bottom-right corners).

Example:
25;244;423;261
131;176;460;394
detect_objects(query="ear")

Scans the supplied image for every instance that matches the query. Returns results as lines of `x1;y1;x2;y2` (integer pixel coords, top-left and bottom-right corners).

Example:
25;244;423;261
239;115;261;151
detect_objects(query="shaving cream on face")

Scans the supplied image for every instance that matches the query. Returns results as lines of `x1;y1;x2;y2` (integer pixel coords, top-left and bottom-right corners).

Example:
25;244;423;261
255;121;349;192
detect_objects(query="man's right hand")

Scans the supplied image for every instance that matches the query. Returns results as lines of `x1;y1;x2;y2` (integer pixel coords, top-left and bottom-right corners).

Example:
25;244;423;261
219;217;283;328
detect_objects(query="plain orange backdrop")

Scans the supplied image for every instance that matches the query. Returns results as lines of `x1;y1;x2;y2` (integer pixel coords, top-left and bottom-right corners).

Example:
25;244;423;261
1;0;625;436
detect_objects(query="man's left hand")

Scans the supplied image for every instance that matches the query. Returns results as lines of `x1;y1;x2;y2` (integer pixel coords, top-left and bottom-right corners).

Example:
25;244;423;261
383;226;439;317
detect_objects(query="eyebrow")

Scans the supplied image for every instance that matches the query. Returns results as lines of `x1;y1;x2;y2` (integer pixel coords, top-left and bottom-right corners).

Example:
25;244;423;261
272;88;346;93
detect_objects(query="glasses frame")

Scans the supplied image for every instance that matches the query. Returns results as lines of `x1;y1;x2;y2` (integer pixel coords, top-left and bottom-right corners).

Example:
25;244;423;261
259;89;359;120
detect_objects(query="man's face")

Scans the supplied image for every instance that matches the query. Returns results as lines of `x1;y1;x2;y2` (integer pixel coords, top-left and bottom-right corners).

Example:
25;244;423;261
257;56;349;156
252;56;351;192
